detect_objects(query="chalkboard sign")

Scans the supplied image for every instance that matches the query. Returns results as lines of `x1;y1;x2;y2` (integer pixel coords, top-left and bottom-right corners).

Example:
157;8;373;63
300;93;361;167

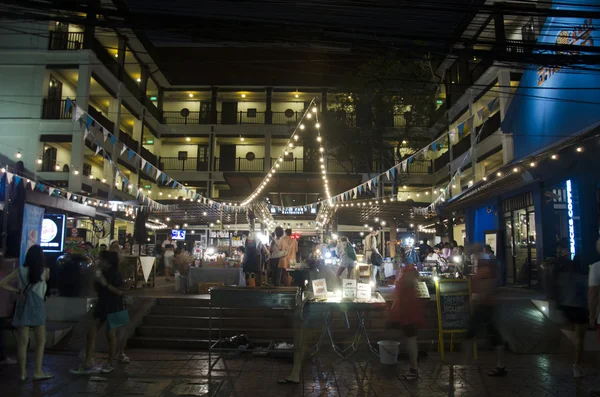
439;294;470;330
435;279;474;361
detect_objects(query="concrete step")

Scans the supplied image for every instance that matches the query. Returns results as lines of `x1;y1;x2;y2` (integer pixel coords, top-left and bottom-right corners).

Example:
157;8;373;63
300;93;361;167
127;336;278;350
136;326;294;340
150;306;295;318
155;297;211;307
143;315;291;329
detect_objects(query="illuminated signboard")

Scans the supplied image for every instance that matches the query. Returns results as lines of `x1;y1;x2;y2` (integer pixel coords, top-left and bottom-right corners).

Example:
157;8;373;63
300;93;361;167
270;207;317;215
40;214;66;252
171;229;186;240
566;180;575;260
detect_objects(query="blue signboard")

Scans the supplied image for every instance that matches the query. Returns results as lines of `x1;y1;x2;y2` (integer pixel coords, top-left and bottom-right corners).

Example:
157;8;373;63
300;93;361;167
501;0;600;160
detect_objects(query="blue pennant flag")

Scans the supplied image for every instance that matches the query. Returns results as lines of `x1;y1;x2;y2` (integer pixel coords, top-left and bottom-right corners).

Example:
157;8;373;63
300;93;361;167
390;167;396;178
123;177;129;186
408;156;414;164
13;175;22;186
65;98;73;114
372;177;377;187
145;162;151;173
127;149;135;160
431;143;437;152
172;180;178;188
358;185;363;194
86;115;93;130
37;183;45;191
161;173;167;184
109;135;117;146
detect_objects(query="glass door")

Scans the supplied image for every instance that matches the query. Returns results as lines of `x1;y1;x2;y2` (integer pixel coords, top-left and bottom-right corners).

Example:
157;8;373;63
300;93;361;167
504;212;515;284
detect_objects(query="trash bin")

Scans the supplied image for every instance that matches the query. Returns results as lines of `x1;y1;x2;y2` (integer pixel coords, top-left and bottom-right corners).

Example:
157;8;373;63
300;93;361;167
377;340;399;365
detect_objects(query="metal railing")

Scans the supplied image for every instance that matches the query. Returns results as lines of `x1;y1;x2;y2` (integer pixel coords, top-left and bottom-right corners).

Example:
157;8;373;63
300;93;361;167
48;31;84;50
270;158;304;172
42;99;72;120
214;157;264;172
140;146;158;168
119;130;139;153
163;111;200;124
88;105;114;132
160;157;199;171
407;159;432;174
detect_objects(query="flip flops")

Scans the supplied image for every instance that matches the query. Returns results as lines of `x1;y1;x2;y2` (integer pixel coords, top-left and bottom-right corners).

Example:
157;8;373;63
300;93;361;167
33;373;54;381
277;378;300;385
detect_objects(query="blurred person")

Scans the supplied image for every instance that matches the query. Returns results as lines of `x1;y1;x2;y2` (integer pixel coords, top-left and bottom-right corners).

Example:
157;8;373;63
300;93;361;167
364;229;381;286
442;242;452;259
236;246;245;263
0;256;18;365
469;243;489;275
278;229;296;286
71;251;127;375
243;232;268;286
552;239;588;378
0;245;52;381
451;240;459;255
424;247;441;269
390;260;424;380
484;245;496;261
463;255;506;376
161;235;175;281
109;240;120;252
336;236;356;281
418;238;431;263
269;227;287;286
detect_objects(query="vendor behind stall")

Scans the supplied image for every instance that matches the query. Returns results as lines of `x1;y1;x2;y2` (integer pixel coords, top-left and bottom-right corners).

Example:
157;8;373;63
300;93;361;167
242;232;268;286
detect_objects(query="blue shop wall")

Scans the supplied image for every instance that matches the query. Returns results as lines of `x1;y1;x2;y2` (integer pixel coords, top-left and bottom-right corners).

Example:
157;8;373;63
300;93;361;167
501;0;600;160
465;203;499;245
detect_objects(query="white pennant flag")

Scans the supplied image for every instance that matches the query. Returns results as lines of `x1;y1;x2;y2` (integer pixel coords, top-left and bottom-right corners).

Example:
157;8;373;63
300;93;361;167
155;169;162;180
386;170;390;180
95;145;101;156
30;181;36;191
66;192;72;200
353;187;358;198
402;161;407;172
48;187;55;196
74;106;84;121
84;129;90;141
103;129;109;142
120;144;127;156
6;172;14;183
367;179;372;190
423;146;429;158
449;128;457;144
141;159;147;170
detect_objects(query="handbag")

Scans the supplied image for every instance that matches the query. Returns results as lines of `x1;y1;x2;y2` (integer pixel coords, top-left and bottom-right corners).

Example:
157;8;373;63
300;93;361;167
371;251;383;267
107;297;129;330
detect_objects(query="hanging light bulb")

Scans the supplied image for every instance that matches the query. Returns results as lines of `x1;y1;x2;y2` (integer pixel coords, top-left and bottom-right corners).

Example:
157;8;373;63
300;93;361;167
317;136;322;142
312;107;317;113
37;158;43;164
306;113;312;119
15;152;22;159
299;124;305;130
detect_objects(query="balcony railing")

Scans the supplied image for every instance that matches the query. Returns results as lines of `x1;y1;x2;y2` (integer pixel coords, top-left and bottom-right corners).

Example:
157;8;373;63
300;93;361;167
42;99;72;120
214;157;264;172
272;111;302;125
87;105;114;132
140;146;158;168
163;111;200;124
270;158;304;172
407;159;432;174
477;112;501;142
160;157;201;171
48;31;84;50
119;130;139;153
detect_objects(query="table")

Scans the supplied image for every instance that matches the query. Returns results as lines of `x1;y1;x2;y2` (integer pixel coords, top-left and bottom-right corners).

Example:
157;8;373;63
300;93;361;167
188;267;246;292
305;293;388;359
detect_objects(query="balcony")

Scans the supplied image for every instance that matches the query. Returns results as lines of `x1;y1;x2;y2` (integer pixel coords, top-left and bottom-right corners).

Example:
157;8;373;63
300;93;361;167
119;130;139;152
214;157;264;172
160;157;208;171
48;31;84;50
42;99;72;120
87;105;114;132
140;146;158;168
477;112;501;142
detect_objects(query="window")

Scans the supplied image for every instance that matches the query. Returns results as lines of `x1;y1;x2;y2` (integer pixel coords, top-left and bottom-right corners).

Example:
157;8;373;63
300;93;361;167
83;163;92;176
246;108;257;118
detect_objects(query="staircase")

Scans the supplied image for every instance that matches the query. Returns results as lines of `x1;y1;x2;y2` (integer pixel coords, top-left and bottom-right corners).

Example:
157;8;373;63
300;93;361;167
128;296;445;351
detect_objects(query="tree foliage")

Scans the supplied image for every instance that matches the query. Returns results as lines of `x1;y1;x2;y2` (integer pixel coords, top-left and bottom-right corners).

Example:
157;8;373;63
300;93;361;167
323;54;441;177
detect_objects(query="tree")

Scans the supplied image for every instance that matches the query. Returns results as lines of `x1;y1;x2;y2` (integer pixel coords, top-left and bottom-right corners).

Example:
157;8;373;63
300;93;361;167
322;54;441;179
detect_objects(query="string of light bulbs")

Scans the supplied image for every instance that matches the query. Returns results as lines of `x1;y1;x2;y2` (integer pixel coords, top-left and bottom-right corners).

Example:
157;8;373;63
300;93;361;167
240;98;317;207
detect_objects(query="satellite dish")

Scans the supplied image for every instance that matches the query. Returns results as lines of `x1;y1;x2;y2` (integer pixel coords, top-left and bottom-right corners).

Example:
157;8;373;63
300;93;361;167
180;108;190;117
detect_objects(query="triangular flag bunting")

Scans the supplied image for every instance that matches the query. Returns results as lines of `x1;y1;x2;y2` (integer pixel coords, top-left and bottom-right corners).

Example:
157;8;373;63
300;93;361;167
67;192;72;200
367;179;372;190
65;98;73;114
402;161;407;172
385;170;390;180
102;127;108;142
141;159;147;170
74;105;84;122
120;145;127;155
13;175;22;186
127;149;135;160
156;169;162;181
95;145;102;156
30;181;36;191
48;187;55;196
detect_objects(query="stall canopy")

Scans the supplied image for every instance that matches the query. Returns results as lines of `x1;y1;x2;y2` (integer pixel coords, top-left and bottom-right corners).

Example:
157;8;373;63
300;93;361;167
501;0;600;160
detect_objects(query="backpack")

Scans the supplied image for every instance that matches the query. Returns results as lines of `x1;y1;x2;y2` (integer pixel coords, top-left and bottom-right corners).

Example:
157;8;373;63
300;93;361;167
345;243;357;261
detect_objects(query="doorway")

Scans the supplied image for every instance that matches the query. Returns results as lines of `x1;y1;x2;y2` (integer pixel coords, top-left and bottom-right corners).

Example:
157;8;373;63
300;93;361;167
200;102;212;124
44;75;64;119
219;144;236;172
221;102;238;124
502;192;536;286
42;146;58;171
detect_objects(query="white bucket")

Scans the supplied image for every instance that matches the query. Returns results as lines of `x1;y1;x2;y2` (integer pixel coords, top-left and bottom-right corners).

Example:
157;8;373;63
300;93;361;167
377;340;400;365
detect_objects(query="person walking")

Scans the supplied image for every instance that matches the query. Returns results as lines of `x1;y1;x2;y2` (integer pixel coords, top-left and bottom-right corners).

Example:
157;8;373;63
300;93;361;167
335;236;356;281
552;240;588;378
463;255;506;376
390;261;424;380
161;235;175;281
364;229;381;286
269;227;287;286
0;245;53;381
71;251;127;375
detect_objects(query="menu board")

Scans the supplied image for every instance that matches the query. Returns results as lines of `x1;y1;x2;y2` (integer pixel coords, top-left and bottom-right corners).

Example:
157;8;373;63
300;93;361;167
342;279;356;298
312;279;328;299
356;283;371;299
435;279;471;331
415;282;431;299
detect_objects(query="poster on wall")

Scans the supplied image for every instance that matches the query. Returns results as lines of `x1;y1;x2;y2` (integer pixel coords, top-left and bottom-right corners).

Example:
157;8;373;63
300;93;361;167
484;231;497;255
41;214;66;252
20;204;45;265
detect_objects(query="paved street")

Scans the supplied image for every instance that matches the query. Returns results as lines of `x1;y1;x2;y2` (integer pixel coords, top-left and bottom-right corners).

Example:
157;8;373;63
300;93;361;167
1;349;599;396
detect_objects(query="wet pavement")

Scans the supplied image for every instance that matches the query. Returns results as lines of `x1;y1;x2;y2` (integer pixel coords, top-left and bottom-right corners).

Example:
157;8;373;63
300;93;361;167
1;349;599;396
